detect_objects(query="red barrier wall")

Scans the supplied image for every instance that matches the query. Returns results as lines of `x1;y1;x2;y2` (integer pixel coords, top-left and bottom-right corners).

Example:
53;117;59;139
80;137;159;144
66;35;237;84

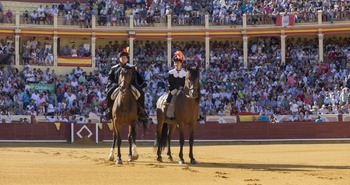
1;122;349;142
0;123;70;141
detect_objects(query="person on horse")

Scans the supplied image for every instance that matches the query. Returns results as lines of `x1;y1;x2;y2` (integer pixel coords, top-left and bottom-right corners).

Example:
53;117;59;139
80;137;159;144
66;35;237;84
105;47;149;125
164;50;186;123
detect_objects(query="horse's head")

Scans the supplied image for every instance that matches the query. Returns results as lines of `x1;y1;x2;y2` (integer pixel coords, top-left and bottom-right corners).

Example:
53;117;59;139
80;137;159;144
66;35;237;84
185;65;200;100
119;66;135;91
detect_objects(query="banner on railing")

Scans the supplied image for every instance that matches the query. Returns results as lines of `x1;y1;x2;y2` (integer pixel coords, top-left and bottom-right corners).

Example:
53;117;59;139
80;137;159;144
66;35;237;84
57;56;92;67
29;83;55;93
276;14;295;27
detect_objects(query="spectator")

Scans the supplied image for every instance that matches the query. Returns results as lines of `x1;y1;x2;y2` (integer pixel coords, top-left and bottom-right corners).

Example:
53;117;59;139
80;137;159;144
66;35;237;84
315;116;324;123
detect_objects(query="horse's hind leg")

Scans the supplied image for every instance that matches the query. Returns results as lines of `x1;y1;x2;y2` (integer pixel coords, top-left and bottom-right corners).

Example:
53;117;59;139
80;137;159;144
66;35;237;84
108;132;117;161
156;119;165;162
178;125;185;165
167;124;176;162
189;127;196;164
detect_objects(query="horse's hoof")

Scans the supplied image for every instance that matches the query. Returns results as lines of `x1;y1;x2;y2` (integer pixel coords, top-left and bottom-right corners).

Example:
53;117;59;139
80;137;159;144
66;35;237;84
128;155;134;162
116;159;123;165
179;159;185;165
133;154;139;161
157;156;163;162
190;159;197;165
108;156;114;162
168;156;173;162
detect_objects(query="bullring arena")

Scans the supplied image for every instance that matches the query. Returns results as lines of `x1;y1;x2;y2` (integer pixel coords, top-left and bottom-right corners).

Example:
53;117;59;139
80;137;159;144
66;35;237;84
1;0;350;184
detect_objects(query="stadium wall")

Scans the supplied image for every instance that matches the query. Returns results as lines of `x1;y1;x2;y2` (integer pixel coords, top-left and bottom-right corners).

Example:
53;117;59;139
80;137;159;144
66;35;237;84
1;122;350;142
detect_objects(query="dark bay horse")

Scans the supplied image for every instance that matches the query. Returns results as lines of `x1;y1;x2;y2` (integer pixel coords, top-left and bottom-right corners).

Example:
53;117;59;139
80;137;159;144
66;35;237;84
108;66;140;165
155;66;201;164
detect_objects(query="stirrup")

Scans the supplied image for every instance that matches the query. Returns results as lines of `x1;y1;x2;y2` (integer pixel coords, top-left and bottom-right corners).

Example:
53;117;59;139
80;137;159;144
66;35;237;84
105;111;112;120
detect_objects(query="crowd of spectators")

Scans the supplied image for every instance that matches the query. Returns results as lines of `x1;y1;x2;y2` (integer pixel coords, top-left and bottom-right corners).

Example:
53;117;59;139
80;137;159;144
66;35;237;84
2;34;350;124
3;1;350;124
22;37;54;66
1;0;350;28
4;0;350;27
0;38;15;65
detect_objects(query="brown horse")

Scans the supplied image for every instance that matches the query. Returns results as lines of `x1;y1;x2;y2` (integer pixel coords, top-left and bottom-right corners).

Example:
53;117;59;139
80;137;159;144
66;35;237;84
108;66;140;165
155;66;201;164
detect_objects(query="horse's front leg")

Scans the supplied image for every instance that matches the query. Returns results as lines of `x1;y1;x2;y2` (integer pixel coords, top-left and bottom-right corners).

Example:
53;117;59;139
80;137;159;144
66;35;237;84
178;124;185;165
189;126;196;164
116;130;122;165
108;132;117;161
128;124;138;162
167;124;176;162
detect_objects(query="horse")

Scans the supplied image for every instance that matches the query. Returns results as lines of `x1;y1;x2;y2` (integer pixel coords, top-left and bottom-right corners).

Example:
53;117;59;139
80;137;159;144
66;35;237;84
155;65;201;165
108;66;141;165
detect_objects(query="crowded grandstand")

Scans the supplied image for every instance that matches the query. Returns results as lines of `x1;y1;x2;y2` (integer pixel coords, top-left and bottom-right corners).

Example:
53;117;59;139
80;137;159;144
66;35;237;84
1;0;350;124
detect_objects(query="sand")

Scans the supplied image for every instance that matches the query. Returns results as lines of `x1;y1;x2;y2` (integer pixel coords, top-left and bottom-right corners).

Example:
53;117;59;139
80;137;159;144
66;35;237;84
0;142;349;185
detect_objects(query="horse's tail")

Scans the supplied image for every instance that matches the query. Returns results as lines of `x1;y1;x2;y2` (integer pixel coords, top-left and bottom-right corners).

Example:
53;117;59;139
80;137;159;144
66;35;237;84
159;122;168;151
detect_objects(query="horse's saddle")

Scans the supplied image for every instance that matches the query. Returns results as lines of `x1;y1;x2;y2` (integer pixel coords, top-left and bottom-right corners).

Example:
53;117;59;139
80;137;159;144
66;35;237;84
156;89;182;112
111;85;141;100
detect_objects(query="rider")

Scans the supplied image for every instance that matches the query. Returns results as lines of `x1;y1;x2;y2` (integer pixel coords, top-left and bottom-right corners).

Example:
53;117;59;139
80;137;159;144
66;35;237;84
105;47;149;124
165;51;186;122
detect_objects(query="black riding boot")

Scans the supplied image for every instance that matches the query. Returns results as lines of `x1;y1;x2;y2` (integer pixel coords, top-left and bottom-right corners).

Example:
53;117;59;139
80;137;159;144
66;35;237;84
105;87;115;120
166;92;173;104
137;94;149;124
165;93;175;122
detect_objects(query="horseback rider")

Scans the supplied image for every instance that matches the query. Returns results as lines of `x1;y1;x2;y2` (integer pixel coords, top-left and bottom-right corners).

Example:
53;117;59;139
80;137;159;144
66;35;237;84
165;51;186;122
105;47;149;124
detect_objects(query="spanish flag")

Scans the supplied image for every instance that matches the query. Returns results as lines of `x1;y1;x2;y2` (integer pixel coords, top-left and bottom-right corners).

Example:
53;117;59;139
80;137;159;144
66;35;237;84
57;56;92;67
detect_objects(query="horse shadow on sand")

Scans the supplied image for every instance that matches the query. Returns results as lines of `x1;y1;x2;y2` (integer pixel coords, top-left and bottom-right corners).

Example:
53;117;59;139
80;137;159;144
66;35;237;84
190;162;350;172
139;160;350;172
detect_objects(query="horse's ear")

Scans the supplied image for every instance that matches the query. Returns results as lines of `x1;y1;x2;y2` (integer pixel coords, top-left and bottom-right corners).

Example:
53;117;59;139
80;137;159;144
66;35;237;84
186;65;191;71
195;65;199;71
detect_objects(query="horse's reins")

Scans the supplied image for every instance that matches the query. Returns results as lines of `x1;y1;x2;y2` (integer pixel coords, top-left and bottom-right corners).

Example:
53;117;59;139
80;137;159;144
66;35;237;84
118;68;131;93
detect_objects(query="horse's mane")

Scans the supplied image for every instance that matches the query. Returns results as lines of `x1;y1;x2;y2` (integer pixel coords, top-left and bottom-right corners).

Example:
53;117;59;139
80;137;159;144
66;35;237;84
186;66;201;103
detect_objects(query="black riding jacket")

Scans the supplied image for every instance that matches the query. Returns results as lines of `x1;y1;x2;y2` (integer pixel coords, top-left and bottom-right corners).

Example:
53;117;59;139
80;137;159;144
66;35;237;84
167;68;186;91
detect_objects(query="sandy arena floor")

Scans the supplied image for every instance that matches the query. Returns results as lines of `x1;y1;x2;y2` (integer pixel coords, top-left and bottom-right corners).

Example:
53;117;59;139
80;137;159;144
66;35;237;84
0;142;349;185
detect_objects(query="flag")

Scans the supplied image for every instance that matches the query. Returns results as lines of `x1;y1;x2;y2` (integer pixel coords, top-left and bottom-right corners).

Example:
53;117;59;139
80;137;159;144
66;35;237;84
107;123;113;131
276;14;295;27
55;122;61;131
282;15;289;27
98;123;103;130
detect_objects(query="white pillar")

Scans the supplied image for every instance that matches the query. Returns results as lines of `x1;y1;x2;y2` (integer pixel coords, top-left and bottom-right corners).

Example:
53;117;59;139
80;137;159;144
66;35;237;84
15;11;20;27
318;34;324;62
15;35;20;65
92;15;96;29
129;15;134;29
317;10;323;25
54;13;58;28
129;37;135;65
167;14;171;29
242;14;247;29
205;14;209;28
281;35;286;65
167;37;172;67
91;37;96;69
243;36;248;66
205;36;210;69
53;35;58;67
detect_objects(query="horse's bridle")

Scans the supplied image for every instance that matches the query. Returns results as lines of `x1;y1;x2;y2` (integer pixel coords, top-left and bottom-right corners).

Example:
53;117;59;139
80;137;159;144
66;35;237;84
185;79;199;99
118;68;131;93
